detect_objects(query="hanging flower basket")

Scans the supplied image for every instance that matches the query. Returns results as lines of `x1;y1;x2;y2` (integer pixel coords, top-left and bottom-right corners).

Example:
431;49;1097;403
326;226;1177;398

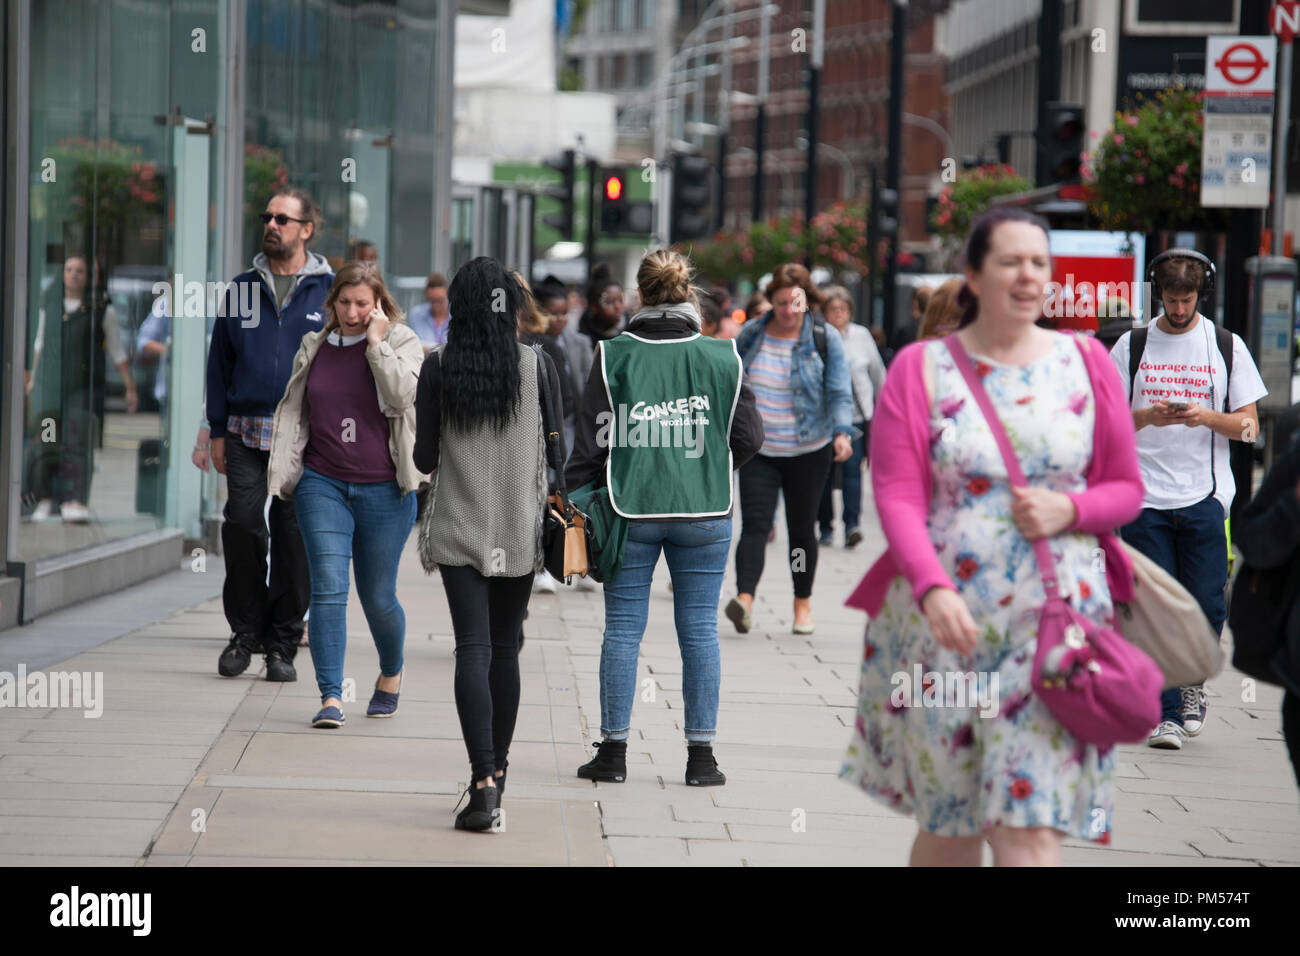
931;164;1032;252
1083;89;1225;234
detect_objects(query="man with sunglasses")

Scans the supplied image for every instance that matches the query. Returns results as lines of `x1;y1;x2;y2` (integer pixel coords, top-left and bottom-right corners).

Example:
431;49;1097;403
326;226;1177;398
206;188;334;682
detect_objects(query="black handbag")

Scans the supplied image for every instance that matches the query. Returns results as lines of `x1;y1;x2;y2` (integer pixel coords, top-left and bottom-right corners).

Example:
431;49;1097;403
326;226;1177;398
533;347;593;581
1229;549;1300;694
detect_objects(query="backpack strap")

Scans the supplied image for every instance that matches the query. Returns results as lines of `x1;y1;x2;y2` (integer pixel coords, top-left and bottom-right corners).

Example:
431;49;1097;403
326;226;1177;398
1214;324;1234;411
1128;326;1148;405
812;313;829;364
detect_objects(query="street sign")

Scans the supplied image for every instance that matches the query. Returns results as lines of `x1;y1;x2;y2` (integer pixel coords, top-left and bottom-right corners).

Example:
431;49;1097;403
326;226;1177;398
1272;1;1300;43
1202;36;1276;208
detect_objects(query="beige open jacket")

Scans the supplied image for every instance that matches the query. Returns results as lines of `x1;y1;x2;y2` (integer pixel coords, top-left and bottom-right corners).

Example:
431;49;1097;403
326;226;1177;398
267;320;429;498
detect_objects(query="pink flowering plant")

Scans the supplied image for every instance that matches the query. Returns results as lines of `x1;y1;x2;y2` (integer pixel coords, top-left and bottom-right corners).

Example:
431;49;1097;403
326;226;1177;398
49;137;162;232
931;164;1032;254
1084;89;1220;233
689;203;870;283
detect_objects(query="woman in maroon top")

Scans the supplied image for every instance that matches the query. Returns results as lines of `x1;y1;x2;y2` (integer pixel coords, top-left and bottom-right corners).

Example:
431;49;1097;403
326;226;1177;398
267;262;427;729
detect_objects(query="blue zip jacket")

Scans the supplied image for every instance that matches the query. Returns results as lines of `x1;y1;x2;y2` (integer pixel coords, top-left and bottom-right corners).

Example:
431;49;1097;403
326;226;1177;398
206;252;333;438
735;311;860;445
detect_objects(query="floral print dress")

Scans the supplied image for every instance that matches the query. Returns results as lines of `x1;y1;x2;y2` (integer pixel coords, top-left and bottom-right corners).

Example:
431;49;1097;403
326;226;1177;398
842;334;1115;843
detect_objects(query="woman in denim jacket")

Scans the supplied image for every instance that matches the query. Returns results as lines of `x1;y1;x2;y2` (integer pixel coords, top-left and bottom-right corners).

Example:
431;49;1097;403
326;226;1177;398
726;263;857;635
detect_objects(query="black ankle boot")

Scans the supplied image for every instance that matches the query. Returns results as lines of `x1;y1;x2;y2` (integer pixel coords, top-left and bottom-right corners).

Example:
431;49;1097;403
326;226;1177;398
576;740;627;782
685;744;726;786
454;781;501;831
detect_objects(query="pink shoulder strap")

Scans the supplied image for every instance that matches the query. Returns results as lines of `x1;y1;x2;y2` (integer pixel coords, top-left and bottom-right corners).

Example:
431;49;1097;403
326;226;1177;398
942;333;1075;600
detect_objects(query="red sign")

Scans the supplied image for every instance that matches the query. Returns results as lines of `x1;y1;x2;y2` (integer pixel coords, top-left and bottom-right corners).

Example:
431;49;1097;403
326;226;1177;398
1273;1;1300;42
1214;42;1272;85
1047;255;1142;333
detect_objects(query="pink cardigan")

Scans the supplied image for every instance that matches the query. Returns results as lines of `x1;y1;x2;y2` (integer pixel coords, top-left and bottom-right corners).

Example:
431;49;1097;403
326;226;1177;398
847;334;1143;616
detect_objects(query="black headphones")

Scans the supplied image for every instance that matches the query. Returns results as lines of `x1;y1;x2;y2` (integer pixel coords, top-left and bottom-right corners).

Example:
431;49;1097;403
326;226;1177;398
1147;248;1215;303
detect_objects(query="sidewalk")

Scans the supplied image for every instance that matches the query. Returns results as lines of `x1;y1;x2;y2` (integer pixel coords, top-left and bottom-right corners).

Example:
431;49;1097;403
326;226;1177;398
0;483;1296;866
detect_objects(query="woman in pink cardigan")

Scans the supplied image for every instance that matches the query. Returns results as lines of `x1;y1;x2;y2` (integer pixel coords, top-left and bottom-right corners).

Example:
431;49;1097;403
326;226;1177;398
840;208;1143;866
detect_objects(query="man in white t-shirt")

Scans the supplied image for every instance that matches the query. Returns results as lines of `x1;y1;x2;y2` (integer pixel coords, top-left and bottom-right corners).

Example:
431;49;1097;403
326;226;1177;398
1110;251;1268;750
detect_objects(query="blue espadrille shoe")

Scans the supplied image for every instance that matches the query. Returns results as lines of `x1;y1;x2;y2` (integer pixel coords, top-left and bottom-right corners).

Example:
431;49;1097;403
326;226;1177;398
366;674;402;718
311;705;345;729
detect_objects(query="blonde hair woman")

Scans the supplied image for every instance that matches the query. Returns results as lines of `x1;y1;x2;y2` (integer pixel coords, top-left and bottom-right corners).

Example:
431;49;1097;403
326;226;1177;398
267;261;426;730
565;249;764;786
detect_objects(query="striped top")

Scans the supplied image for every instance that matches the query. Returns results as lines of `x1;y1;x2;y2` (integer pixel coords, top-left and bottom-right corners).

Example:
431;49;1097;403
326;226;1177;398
749;335;830;457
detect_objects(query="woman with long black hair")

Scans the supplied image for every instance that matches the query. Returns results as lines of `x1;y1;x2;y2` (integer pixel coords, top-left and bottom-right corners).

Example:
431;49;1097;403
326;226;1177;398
414;257;564;831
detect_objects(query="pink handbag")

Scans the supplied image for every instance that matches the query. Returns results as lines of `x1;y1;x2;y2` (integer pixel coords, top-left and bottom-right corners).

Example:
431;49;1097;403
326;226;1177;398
945;334;1162;749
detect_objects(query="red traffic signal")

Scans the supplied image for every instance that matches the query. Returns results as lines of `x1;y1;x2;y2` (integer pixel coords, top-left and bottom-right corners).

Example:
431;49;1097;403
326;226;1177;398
604;175;624;201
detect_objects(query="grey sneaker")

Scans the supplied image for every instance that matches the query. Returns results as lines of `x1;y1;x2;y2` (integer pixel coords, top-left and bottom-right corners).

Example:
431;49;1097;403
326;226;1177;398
1180;686;1207;736
1148;720;1186;750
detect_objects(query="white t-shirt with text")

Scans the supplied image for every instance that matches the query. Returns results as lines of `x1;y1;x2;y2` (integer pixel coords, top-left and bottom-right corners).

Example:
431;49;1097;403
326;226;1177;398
1110;315;1267;516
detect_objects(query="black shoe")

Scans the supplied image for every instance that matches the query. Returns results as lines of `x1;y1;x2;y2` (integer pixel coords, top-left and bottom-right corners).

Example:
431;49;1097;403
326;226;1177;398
685;744;726;786
264;649;297;682
218;633;258;677
845;527;864;548
454;781;501;831
576;740;627;783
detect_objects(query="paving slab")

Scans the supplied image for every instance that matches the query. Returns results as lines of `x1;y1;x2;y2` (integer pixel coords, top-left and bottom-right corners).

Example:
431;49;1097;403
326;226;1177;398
2;489;1295;866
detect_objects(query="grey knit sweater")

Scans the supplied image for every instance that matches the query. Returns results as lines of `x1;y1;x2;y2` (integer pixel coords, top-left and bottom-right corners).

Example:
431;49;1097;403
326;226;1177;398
415;343;549;577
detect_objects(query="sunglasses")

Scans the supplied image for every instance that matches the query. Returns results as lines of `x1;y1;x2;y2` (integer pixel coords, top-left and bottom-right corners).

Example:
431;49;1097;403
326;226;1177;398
259;212;309;226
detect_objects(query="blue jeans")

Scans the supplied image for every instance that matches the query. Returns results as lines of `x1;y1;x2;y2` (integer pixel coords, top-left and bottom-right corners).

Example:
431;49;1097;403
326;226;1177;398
600;518;732;742
294;468;417;703
818;432;866;535
1120;495;1227;725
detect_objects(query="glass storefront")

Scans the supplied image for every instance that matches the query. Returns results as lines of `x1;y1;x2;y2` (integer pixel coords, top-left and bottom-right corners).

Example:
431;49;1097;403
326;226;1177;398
20;0;225;560
244;0;440;310
7;0;445;609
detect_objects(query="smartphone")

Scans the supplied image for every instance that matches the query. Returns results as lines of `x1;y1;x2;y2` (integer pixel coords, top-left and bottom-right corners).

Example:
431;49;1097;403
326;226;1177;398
1165;400;1190;412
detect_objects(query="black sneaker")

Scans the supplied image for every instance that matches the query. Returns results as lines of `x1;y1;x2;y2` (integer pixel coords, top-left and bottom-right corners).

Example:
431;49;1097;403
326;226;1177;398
576;740;627;782
685;744;726;786
454;781;501;831
218;633;258;677
264;649;297;682
845;527;864;548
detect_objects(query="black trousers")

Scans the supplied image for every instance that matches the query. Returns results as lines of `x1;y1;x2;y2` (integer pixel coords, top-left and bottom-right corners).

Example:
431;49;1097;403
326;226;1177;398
439;564;534;782
1285;690;1300;791
221;439;309;655
736;445;834;599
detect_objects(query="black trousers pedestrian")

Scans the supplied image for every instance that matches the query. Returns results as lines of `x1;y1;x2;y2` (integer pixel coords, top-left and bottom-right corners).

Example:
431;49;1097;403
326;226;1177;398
221;438;309;655
439;564;534;782
735;445;834;599
1285;690;1300;790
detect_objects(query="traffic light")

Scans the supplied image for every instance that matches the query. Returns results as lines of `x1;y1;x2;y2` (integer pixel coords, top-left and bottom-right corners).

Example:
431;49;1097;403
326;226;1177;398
600;169;627;233
996;133;1012;165
875;187;899;239
1041;102;1085;184
670;154;713;243
599;167;654;236
542;148;576;238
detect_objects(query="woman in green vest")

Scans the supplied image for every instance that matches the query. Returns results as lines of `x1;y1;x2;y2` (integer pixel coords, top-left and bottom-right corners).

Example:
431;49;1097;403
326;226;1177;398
565;249;764;786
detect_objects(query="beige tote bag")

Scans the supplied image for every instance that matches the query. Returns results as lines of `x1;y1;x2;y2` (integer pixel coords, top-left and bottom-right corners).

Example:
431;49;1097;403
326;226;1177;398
1113;541;1225;689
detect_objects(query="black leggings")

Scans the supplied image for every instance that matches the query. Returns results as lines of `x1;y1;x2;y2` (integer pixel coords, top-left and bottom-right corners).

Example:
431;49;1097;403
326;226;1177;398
439;565;534;782
735;445;834;599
